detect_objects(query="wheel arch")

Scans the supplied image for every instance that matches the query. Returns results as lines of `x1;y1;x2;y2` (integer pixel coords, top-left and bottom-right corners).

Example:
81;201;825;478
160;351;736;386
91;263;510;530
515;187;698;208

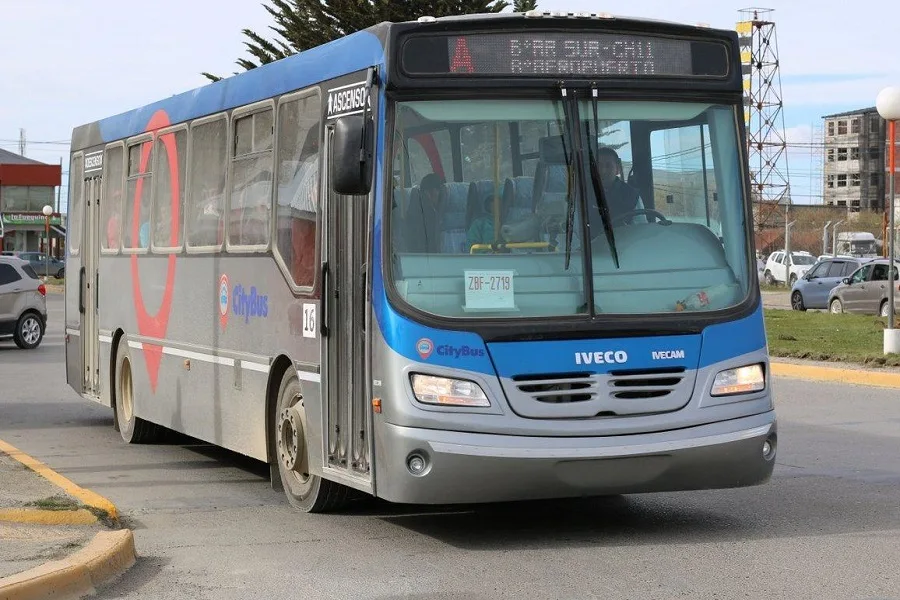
265;355;295;465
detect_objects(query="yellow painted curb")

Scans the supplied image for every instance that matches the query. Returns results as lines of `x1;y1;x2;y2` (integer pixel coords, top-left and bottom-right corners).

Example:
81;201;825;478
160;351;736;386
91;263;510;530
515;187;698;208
0;529;135;600
0;509;97;526
771;361;900;389
0;440;117;521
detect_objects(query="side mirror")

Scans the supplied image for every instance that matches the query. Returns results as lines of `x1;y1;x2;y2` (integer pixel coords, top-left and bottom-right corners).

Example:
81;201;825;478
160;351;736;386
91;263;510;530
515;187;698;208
842;278;850;285
331;115;374;196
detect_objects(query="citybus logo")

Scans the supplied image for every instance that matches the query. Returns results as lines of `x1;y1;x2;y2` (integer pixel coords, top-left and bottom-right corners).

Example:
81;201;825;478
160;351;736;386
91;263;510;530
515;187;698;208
232;284;269;323
218;274;229;330
416;338;434;360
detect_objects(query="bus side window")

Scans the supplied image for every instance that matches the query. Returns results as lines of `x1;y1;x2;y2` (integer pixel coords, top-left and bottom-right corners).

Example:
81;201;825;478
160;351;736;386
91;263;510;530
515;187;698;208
229;108;274;249
187;116;228;250
124;138;154;251
152;128;187;251
275;90;321;289
101;146;124;253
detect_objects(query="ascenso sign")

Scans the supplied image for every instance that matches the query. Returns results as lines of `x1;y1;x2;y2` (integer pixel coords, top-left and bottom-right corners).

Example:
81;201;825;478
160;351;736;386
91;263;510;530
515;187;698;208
326;82;370;119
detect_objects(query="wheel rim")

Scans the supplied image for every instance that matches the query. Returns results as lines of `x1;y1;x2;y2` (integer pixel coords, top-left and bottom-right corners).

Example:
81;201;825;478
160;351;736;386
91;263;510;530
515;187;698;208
21;317;40;345
882;303;889;317
831;301;841;314
791;293;803;310
120;356;134;423
277;391;313;498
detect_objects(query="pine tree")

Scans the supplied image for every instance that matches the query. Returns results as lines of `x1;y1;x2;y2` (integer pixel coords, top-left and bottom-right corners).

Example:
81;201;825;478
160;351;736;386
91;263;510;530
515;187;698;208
203;0;514;81
513;0;537;11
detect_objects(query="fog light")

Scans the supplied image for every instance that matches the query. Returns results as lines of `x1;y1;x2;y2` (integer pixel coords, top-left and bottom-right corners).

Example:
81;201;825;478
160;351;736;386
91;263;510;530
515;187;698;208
407;453;427;475
762;435;776;461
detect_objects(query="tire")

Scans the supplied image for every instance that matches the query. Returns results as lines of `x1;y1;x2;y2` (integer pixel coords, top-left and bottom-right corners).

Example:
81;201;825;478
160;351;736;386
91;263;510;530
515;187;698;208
764;270;775;286
114;339;161;443
881;300;890;318
13;312;43;349
830;298;844;314
271;368;352;513
56;268;64;279
791;291;806;312
789;274;797;287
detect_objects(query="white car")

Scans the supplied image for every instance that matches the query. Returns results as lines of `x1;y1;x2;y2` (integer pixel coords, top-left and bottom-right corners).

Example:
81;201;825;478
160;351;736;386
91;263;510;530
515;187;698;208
763;250;818;286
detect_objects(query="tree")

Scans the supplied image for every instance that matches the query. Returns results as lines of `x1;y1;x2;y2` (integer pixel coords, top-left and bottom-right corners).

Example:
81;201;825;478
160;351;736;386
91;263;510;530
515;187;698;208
204;0;518;82
513;0;537;10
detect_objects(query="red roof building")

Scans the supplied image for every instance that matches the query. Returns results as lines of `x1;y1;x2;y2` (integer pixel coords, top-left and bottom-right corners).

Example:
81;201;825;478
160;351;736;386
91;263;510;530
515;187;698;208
0;149;63;255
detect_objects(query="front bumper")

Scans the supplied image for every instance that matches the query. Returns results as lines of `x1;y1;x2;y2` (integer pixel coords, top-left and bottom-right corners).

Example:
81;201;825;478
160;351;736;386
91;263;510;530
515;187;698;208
374;411;777;504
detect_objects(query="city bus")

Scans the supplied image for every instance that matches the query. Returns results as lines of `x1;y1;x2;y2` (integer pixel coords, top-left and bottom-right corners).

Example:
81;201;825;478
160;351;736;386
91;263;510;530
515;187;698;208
65;11;776;512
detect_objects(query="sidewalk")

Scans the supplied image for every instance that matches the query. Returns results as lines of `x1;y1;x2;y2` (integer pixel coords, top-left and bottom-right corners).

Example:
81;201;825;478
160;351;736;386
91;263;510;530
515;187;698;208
0;441;135;600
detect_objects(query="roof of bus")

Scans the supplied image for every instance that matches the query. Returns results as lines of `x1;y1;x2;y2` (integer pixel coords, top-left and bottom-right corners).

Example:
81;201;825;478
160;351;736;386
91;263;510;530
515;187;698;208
70;12;734;151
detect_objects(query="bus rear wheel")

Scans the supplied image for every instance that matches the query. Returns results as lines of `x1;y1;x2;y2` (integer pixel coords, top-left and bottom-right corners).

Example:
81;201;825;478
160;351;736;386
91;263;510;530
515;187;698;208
272;369;351;513
114;339;161;443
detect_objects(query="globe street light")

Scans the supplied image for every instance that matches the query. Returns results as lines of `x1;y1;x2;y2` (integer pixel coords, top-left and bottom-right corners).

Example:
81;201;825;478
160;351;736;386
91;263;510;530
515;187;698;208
876;86;900;354
42;205;53;279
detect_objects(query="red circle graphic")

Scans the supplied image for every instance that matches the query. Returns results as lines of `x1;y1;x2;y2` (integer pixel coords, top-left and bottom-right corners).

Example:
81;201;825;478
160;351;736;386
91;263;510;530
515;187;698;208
131;110;180;391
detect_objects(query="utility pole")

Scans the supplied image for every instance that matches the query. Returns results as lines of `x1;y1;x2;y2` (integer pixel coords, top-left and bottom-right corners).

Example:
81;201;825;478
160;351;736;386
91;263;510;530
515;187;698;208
18;128;26;156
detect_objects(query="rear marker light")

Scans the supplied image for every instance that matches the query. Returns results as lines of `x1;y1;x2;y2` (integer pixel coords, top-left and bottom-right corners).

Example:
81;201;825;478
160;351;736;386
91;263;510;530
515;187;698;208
38;284;46;296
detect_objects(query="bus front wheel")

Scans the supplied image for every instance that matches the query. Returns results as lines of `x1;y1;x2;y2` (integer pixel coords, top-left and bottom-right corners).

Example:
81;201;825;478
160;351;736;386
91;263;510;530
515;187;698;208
114;339;161;443
272;369;351;513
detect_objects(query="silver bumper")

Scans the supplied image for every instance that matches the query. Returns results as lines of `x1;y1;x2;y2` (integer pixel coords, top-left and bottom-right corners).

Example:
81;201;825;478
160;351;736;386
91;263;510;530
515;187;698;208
374;411;777;504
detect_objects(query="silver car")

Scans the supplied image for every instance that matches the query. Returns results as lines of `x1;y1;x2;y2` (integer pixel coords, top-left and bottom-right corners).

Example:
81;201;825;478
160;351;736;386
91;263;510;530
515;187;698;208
0;256;48;349
828;259;900;317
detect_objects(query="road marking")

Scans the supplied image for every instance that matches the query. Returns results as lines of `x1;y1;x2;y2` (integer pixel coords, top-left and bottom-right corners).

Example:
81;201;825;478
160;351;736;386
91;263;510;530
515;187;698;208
771;361;900;389
0;438;119;521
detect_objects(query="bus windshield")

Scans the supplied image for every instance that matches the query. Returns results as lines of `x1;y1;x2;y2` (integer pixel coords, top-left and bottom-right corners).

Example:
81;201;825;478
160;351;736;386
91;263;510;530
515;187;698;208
388;98;750;319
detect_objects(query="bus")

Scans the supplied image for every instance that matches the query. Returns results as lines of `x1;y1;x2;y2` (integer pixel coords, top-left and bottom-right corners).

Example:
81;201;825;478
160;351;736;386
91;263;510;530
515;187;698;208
65;11;776;512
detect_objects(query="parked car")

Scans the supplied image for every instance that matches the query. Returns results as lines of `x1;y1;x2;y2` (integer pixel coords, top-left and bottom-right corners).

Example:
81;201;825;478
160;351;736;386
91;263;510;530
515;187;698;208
790;256;872;311
0;256;48;349
763;250;818;286
827;259;900;316
16;252;64;279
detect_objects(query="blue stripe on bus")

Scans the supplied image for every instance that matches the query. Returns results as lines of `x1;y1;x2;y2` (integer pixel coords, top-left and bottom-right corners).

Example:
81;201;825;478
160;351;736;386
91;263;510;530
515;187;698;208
96;32;387;143
370;261;767;376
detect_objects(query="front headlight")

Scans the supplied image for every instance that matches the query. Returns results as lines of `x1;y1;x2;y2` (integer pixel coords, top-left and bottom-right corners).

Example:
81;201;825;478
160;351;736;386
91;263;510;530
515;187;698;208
410;374;490;407
710;364;765;396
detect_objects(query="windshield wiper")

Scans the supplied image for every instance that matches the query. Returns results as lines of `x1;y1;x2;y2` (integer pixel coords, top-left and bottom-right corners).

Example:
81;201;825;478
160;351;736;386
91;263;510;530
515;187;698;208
555;88;577;270
586;86;620;269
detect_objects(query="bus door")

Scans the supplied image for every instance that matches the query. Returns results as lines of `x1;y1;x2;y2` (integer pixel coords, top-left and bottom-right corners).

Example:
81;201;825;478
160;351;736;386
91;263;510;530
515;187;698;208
320;125;372;491
81;175;102;398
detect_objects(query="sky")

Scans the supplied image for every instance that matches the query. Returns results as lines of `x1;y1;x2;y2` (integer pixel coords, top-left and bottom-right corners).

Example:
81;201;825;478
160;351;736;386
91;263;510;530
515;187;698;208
1;0;898;212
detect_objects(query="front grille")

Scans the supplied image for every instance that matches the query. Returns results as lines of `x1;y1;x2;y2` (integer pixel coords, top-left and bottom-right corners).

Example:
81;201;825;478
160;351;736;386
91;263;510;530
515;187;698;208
608;367;686;400
512;372;596;404
503;366;694;419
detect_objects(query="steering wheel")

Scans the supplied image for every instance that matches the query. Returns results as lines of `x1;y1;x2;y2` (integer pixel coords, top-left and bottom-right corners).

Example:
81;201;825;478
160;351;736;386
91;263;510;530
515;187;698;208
611;208;671;226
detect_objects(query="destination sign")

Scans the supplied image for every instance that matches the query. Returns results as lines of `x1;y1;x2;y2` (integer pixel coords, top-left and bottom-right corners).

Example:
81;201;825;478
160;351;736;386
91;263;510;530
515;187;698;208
401;32;728;78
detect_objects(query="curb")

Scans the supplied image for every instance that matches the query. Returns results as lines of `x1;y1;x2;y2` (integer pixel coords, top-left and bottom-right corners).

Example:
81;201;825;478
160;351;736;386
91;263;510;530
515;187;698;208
771;360;900;388
0;440;117;521
0;529;136;600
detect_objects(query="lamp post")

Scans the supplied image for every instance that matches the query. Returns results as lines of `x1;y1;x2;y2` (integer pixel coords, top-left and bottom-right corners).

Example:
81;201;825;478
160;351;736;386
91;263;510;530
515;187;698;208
831;219;845;256
42;205;52;279
876;86;900;354
822;221;832;256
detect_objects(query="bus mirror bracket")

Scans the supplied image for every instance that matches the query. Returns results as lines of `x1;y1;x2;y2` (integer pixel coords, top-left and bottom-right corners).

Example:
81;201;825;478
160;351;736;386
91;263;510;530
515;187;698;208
332;115;374;196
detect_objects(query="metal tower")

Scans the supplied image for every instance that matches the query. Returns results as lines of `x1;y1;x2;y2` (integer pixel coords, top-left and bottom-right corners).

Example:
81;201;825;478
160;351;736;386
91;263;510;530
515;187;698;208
737;8;792;232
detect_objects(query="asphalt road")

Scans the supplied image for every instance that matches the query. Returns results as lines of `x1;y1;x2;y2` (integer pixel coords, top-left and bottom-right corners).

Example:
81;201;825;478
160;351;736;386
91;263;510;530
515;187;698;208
1;295;898;599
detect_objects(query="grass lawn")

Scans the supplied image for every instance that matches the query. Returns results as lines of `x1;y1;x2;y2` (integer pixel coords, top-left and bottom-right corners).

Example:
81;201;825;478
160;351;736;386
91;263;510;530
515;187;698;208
764;309;900;367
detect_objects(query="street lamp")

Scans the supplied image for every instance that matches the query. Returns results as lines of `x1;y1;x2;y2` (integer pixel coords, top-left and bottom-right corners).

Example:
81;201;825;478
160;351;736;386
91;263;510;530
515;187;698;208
831;219;845;256
876;86;900;354
41;205;53;279
822;221;832;256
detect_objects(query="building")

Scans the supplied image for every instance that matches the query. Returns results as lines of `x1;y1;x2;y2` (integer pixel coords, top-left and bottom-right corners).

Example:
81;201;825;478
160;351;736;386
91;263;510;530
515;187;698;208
0;149;64;254
822;107;886;211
